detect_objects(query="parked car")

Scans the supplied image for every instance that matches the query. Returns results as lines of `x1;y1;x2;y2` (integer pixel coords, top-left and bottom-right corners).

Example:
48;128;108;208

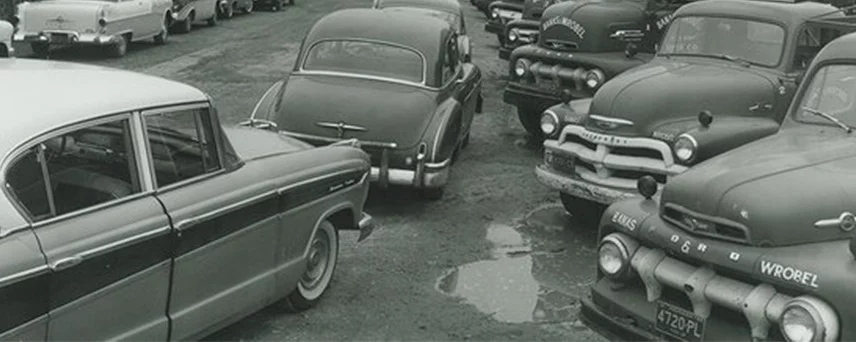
503;0;692;138
582;27;856;341
535;0;853;221
373;0;472;62
498;0;566;60
0;20;12;57
12;0;173;58
0;58;374;341
473;0;494;16
242;8;483;200
485;0;524;45
254;0;293;12
170;0;219;33
218;0;254;18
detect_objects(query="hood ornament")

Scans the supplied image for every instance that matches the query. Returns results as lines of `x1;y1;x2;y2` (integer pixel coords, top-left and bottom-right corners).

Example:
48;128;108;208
814;212;856;232
316;121;367;139
588;114;634;131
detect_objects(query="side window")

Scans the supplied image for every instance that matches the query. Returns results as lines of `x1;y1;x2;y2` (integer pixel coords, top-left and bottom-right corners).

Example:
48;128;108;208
144;107;221;188
5;117;142;221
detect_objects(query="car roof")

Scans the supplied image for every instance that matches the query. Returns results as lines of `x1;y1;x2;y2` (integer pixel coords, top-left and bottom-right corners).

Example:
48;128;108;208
0;59;208;163
675;0;840;28
374;0;461;14
301;8;454;86
813;30;856;61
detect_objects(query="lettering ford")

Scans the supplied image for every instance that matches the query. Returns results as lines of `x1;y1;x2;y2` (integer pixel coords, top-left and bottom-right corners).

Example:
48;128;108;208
759;260;820;288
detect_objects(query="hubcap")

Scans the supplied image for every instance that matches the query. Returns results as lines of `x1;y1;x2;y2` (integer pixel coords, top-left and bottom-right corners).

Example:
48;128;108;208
300;231;330;290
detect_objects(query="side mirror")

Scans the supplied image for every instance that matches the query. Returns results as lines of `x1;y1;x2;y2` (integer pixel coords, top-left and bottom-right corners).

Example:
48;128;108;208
624;43;638;59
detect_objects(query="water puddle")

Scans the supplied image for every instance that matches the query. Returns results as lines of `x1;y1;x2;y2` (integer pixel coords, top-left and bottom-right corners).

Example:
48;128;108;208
436;205;598;324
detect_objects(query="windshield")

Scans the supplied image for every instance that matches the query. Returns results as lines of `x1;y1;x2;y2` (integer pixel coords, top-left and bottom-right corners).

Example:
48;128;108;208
795;64;856;127
659;16;786;67
302;40;424;83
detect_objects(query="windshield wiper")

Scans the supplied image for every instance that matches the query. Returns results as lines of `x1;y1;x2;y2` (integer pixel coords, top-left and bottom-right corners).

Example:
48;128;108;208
713;54;750;67
802;106;854;133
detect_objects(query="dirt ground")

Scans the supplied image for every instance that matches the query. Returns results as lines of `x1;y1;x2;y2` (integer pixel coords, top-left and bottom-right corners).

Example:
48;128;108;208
15;1;608;340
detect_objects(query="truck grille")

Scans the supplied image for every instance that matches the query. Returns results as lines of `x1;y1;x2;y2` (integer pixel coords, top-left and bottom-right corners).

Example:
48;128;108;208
661;203;751;244
519;61;596;98
552;124;686;190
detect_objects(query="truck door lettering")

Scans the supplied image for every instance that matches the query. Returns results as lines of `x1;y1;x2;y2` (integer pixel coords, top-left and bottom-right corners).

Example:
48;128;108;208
611;211;638;231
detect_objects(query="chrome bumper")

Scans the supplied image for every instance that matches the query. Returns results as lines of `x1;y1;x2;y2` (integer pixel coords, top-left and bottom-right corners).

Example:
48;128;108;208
357;213;374;242
14;31;120;45
535;164;648;204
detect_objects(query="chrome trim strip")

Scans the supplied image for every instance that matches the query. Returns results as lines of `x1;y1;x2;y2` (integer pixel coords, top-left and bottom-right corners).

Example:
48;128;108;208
175;190;278;231
279;131;398;149
425;157;451;169
587;114;634;126
293;70;435;91
0;224;32;239
0;265;49;288
249;82;283;120
0;314;48;341
276;167;365;196
130;111;155;192
140;102;209;116
77;225;171;260
431;112;454;161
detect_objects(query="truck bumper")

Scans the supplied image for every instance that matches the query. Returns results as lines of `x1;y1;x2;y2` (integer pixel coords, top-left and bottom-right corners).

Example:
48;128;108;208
498;45;511;60
484;20;502;34
535;164;640;205
14;31;121;46
503;82;563;107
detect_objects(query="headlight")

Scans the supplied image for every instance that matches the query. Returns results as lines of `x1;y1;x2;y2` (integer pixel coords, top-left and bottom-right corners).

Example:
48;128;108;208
508;28;519;42
491;8;499;18
780;296;839;342
597;233;639;279
585;69;605;89
541;110;559;136
514;58;530;77
673;134;697;163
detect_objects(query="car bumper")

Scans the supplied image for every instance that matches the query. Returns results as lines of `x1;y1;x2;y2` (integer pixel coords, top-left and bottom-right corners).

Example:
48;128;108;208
14;31;121;45
535;164;644;205
503;82;563;107
357;212;374;242
484;20;503;34
369;158;450;189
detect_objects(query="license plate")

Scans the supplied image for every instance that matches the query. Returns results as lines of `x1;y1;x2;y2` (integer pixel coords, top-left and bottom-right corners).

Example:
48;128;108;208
50;33;70;44
546;152;575;174
656;302;706;342
536;77;560;93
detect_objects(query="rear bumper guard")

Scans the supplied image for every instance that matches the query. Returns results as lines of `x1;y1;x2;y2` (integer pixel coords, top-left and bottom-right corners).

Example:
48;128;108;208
14;30;120;45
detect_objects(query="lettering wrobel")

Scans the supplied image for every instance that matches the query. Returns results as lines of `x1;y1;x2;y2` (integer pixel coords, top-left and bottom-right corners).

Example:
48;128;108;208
541;17;586;40
759;260;819;288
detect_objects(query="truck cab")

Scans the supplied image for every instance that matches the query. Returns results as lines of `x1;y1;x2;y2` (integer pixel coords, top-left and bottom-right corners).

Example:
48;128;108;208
484;0;525;44
503;0;691;139
499;0;566;60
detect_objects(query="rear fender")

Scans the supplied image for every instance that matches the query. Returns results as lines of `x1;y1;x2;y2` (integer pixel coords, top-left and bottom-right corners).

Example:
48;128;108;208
240;80;286;130
427;98;462;163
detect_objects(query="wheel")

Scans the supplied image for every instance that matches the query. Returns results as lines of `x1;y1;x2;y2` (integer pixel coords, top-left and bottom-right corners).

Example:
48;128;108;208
271;0;282;11
420;187;445;201
516;105;545;140
559;192;606;228
179;13;193;33
243;0;253;13
281;220;339;312
30;43;49;58
222;2;234;18
106;34;129;58
0;45;8;58
154;17;169;44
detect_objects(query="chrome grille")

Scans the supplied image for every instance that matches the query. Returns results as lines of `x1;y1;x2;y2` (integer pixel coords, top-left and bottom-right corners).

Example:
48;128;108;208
662;203;750;244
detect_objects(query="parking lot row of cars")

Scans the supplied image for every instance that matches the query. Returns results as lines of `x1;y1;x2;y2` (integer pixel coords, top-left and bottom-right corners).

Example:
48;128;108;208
475;0;856;340
0;0;294;58
0;0;485;340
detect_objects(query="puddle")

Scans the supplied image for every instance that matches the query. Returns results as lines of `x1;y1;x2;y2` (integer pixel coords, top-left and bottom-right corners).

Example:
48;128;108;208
436;206;598;324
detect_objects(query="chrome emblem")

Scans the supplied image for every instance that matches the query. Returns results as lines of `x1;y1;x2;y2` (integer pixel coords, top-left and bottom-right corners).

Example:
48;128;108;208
47;15;73;29
316;121;367;139
814;212;856;232
681;217;710;232
588;114;634;131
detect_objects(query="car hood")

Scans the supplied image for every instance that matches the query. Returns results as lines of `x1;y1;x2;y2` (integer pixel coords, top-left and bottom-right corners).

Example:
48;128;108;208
522;0;564;19
538;0;643;52
586;59;777;136
661;126;856;246
223;125;312;161
274;75;437;150
17;0;104;32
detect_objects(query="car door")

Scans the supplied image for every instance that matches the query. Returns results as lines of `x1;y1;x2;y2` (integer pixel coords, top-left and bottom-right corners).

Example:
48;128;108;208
142;104;279;341
115;0;153;38
10;113;173;341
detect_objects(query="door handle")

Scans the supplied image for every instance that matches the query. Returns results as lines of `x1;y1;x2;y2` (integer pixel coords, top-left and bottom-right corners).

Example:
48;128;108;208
51;256;83;271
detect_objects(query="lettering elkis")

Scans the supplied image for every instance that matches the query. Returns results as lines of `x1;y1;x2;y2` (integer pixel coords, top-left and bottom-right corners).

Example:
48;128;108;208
541;16;586;40
611;211;638;231
759;260;820;289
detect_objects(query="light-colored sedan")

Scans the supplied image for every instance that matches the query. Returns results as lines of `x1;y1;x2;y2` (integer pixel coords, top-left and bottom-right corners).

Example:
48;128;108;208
13;0;173;58
0;20;12;57
170;0;220;33
0;58;375;341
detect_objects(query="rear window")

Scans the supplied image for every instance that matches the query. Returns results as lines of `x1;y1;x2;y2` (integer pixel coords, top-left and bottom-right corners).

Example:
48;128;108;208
302;40;424;83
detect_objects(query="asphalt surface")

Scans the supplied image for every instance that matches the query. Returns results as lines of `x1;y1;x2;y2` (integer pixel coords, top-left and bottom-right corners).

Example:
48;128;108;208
14;1;608;340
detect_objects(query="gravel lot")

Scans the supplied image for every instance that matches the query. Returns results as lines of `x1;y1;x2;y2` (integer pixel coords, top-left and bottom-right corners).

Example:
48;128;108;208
14;1;608;340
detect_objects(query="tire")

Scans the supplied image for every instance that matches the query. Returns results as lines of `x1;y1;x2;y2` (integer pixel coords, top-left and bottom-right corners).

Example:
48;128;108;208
222;3;234;18
0;45;8;58
30;43;49;58
559;192;606;228
154;17;169;44
516;105;545;140
281;220;339;312
420;187;445;201
179;13;193;33
243;0;253;13
106;34;129;58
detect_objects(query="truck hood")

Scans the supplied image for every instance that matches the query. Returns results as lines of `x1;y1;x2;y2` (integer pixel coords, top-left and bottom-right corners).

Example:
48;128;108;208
18;0;104;33
538;0;643;52
586;59;777;136
274;75;437;150
661;126;856;246
523;0;564;19
223;126;311;161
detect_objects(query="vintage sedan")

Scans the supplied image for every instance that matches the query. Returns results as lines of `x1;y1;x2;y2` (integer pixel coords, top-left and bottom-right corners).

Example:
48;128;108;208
0;20;12;57
0;58;374;341
373;0;472;62
254;0;294;12
582;29;856;341
12;0;173;58
218;0;254;18
243;8;483;200
170;0;219;33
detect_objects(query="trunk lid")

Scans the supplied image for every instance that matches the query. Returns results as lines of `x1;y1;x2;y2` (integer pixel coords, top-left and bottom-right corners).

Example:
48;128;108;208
19;0;103;33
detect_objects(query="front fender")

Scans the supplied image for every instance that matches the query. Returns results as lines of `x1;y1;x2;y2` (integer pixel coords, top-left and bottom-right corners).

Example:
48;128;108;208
678;117;781;166
543;98;591;139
